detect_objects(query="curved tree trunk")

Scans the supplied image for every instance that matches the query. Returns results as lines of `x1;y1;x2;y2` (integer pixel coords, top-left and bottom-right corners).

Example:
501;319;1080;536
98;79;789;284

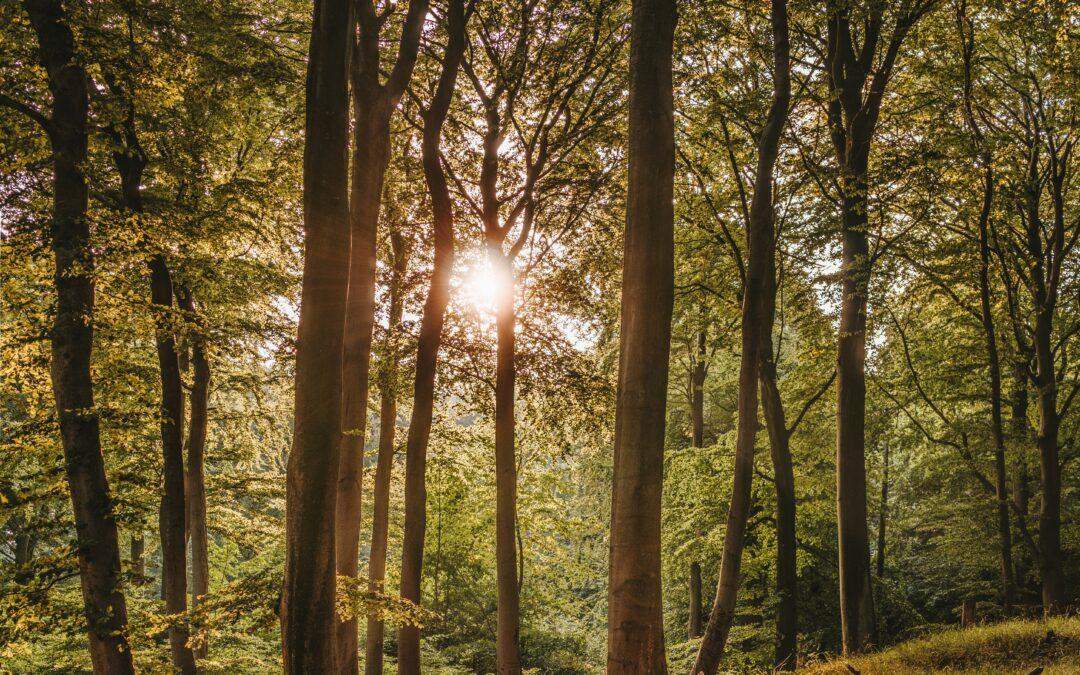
397;3;464;669
22;1;135;671
282;0;353;669
693;1;788;672
607;0;676;671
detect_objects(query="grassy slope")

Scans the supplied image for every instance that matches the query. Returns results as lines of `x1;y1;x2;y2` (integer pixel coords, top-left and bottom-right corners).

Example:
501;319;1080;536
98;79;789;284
799;616;1080;674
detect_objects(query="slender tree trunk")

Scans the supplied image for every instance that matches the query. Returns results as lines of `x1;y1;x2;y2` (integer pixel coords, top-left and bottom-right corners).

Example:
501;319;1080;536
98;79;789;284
760;361;797;670
692;329;706;448
491;250;522;675
397;4;464;667
335;92;391;675
364;231;407;675
282;0;352;669
178;287;211;657
26;4;136;665
689;561;703;639
1011;365;1031;595
975;167;1015;611
607;0;675;671
113;132;196;672
148;252;197;673
875;441;888;580
131;534;145;581
835;169;877;653
693;2;788;672
1033;307;1064;614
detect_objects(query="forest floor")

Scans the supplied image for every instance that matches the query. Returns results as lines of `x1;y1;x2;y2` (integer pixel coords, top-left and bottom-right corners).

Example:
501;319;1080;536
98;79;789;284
798;616;1080;674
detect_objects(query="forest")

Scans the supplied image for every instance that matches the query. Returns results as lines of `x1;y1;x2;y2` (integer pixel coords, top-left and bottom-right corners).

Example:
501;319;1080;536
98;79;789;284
1;0;1077;672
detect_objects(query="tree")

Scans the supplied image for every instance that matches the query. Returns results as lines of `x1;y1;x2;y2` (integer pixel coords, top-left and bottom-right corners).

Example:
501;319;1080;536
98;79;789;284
9;1;135;671
282;0;352;669
607;0;675;671
693;0;790;671
822;0;935;653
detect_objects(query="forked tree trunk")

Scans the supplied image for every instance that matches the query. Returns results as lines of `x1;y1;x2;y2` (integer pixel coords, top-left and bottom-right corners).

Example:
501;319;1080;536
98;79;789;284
22;3;135;670
336;4;427;668
397;2;464;670
112;125;196;672
693;1;788;672
282;0;353;669
178;287;211;657
335;92;391;675
607;0;675;671
363;230;408;675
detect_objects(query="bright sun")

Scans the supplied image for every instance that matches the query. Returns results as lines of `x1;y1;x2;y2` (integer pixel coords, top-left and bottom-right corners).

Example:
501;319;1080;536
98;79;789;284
461;263;509;312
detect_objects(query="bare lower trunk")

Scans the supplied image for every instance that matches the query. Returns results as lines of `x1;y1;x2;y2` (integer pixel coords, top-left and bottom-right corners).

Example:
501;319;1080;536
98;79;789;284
281;0;352;669
691;329;706;447
24;3;135;670
493;252;522;675
1034;315;1064;614
148;254;196;674
335;96;391;675
835;190;876;653
130;534;145;581
607;1;675;671
975;168;1014;611
397;5;463;667
363;233;407;675
693;2;788;672
689;562;703;639
178;288;210;657
875;441;888;581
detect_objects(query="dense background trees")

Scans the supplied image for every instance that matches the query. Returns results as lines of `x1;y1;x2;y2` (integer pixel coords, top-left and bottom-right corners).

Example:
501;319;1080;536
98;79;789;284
1;0;1076;672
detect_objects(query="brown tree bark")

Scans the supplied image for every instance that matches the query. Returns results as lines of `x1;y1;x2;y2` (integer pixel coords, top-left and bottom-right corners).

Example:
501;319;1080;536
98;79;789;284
957;2;1014;610
282;0;353;670
607;0;675;672
334;4;427;670
104;77;196;671
177;286;211;657
691;329;706;448
693;2;789;673
824;0;931;653
875;440;888;581
17;5;135;671
397;2;465;670
689;561;703;639
19;8;136;653
363;228;408;675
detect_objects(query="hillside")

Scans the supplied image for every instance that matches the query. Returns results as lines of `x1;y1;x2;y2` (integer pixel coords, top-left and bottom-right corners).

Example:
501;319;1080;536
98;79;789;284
800;617;1080;675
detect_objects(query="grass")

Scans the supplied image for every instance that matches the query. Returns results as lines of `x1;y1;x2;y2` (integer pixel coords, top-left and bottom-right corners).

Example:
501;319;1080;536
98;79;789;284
798;616;1080;674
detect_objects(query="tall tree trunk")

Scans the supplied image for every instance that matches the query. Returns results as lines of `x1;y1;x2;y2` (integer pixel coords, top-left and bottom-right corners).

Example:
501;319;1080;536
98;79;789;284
178;287;211;657
691;328;706;448
111;117;196;672
606;0;675;671
130;534;145;581
24;5;135;669
760;347;797;670
1010;364;1031;595
364;230;408;675
834;161;877;654
397;3;463;669
693;1;788;672
336;5;427;667
875;441;888;581
492;249;522;675
689;561;703;639
335;92;391;675
975;168;1015;611
149;253;197;673
282;0;352;669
